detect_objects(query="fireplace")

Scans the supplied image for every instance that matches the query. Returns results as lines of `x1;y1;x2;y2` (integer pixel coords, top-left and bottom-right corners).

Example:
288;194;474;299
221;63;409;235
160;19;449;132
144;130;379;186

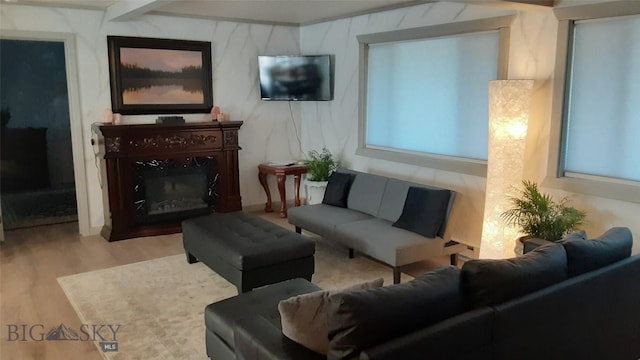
133;157;216;224
93;121;243;241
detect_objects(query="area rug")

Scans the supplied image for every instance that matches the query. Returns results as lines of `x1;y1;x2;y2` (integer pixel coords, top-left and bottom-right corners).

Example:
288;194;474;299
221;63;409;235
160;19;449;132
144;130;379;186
57;237;412;360
1;188;77;229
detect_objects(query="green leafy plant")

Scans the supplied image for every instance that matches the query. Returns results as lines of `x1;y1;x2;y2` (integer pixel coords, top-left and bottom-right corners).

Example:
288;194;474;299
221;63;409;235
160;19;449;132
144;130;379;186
501;180;586;242
305;147;338;181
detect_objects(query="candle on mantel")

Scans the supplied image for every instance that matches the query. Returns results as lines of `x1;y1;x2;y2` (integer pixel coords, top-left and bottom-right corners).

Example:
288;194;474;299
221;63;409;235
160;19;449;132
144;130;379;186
210;106;221;121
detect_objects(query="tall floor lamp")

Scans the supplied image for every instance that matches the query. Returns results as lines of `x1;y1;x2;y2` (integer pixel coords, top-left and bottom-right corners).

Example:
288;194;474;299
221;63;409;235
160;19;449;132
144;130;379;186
480;80;534;259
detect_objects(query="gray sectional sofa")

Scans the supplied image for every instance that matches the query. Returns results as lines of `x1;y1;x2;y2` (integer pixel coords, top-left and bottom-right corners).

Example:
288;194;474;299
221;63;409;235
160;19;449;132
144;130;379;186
288;169;465;283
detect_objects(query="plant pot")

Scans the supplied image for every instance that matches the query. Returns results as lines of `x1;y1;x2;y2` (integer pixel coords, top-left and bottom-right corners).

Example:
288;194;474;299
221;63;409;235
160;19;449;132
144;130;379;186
515;236;551;256
305;180;328;205
514;236;527;257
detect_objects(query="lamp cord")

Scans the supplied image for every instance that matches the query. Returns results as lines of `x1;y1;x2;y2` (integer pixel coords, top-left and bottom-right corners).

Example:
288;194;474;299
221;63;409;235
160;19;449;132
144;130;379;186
288;101;304;159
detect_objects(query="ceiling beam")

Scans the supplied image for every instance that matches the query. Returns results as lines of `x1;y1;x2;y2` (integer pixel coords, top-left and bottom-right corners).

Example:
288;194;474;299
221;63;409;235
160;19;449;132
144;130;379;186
442;0;556;9
106;0;178;22
507;0;555;7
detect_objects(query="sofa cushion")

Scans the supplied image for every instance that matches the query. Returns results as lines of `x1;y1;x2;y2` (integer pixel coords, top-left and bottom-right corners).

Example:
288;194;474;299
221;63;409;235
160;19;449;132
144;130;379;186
562;227;632;277
377;178;412;222
334;218;444;267
347;173;387;216
288;204;372;237
392;186;451;238
322;172;353;208
327;266;465;359
278;278;384;355
461;243;568;308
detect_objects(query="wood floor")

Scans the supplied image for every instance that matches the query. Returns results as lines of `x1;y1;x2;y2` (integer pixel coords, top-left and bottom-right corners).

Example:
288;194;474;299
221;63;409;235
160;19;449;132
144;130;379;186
0;221;185;360
0;211;449;360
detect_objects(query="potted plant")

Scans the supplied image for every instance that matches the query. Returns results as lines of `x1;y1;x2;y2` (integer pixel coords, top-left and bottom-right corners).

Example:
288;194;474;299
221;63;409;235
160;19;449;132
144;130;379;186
501;180;587;255
304;147;338;205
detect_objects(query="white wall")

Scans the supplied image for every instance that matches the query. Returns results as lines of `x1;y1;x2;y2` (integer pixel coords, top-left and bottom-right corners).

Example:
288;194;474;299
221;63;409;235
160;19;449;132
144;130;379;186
2;1;638;254
300;1;640;254
0;4;303;231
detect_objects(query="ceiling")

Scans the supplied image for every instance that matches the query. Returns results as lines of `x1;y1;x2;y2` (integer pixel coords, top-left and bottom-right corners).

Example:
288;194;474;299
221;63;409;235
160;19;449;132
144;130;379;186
5;0;555;26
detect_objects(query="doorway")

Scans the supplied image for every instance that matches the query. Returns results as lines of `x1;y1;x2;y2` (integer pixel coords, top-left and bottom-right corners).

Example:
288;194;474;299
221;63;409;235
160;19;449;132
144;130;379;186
0;31;90;238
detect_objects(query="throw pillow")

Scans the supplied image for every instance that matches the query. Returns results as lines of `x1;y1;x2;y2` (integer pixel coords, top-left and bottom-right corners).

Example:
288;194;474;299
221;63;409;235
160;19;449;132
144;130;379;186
461;243;568;308
326;266;464;359
562;227;632;277
278;278;383;355
392;186;451;238
322;172;353;208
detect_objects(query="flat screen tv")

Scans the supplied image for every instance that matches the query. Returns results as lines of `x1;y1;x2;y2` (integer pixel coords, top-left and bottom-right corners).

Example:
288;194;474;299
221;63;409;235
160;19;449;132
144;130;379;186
258;55;332;101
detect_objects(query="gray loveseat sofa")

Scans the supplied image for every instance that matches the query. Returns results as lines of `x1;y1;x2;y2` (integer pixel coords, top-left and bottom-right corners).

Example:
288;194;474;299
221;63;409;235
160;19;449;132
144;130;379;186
224;227;640;360
288;169;465;283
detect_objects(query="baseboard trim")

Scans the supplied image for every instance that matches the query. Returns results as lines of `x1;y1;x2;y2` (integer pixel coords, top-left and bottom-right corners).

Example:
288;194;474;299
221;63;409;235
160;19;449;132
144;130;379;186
242;203;265;212
89;226;102;236
242;200;301;213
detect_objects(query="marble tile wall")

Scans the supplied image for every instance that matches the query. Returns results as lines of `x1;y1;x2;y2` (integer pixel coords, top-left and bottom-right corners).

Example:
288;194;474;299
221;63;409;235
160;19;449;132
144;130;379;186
0;4;302;232
299;2;515;251
300;2;640;254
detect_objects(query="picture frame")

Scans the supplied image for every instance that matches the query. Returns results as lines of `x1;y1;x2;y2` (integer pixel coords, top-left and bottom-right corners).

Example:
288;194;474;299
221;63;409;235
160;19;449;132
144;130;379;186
107;36;213;115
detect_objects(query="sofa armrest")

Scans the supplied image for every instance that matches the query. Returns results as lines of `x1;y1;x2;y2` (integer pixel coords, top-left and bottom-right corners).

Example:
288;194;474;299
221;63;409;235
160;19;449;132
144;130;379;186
359;307;494;360
234;316;325;360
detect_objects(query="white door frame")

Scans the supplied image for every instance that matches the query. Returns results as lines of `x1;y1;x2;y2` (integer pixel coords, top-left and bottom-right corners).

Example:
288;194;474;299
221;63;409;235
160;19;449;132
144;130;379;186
0;30;91;236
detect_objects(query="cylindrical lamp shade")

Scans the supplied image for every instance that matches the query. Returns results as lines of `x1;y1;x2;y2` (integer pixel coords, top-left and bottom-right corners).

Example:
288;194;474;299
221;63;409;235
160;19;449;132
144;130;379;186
480;80;534;259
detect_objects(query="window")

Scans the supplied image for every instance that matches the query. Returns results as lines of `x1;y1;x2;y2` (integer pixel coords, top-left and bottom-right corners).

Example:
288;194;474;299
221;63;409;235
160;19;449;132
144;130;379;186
357;16;513;177
547;1;640;203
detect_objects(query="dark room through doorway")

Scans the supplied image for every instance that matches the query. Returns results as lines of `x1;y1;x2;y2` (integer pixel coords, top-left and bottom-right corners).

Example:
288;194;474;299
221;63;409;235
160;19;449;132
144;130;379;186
0;39;77;232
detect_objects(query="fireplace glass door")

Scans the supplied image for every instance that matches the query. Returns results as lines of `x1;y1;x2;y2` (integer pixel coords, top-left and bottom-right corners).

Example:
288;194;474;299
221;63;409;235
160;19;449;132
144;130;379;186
133;157;216;224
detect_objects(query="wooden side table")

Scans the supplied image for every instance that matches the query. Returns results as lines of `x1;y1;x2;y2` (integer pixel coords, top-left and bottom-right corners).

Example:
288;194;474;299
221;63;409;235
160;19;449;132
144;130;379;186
258;163;307;218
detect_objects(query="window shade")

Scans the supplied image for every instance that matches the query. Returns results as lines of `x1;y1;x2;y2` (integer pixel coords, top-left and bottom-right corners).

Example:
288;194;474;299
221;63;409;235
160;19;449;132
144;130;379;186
365;31;499;161
564;15;640;182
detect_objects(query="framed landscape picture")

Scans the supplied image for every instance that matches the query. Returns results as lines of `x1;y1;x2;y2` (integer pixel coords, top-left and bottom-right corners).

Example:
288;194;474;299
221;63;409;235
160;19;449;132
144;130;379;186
107;36;213;115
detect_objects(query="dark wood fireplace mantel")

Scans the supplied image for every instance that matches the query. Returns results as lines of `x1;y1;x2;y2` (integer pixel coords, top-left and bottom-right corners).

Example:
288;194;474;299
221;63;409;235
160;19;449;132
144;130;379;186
92;121;243;241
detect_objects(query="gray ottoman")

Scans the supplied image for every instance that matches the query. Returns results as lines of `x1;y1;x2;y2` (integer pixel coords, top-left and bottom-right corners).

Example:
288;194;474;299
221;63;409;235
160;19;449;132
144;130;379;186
182;212;315;293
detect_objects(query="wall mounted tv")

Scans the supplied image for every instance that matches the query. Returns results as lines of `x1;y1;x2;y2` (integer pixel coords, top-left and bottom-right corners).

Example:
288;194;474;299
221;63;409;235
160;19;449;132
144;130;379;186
258;55;333;101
